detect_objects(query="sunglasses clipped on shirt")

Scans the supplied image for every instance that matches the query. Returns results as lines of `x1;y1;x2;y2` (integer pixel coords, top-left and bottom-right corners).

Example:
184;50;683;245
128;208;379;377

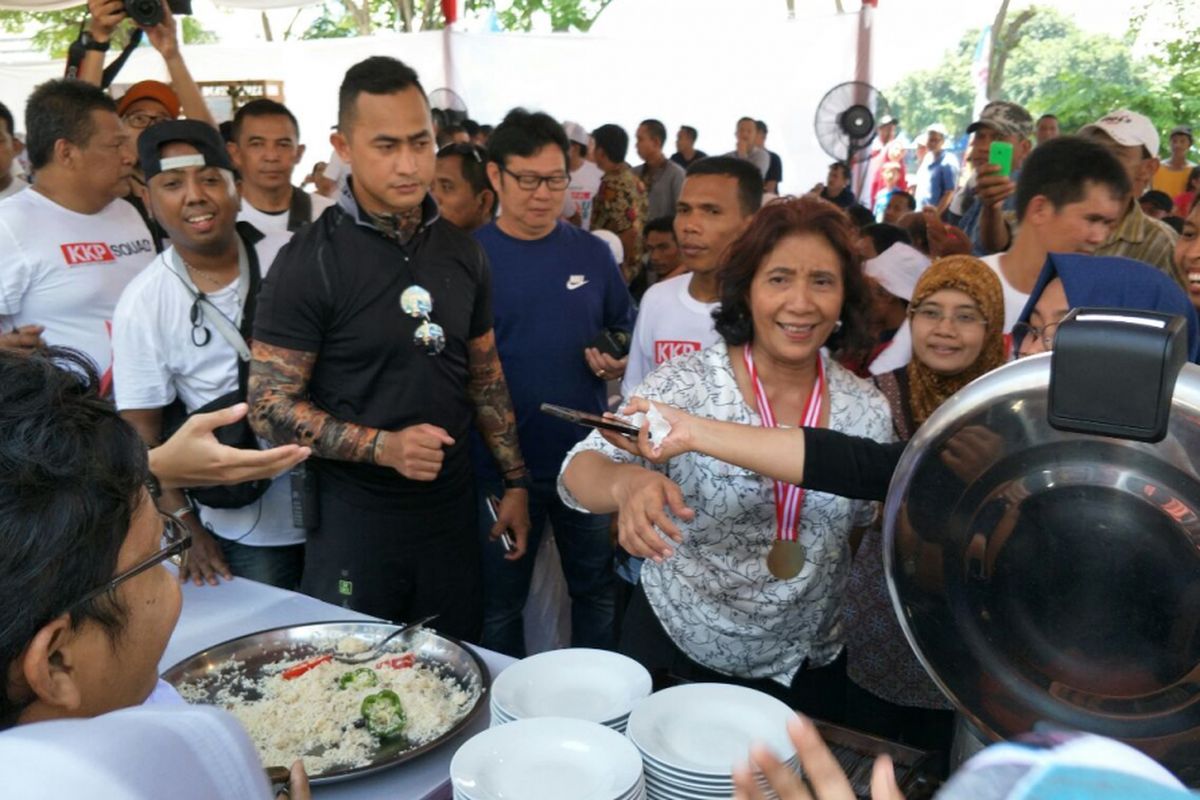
400;285;446;355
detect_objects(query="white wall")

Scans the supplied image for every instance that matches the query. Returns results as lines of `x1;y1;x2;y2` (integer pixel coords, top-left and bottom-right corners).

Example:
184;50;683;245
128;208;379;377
0;17;859;192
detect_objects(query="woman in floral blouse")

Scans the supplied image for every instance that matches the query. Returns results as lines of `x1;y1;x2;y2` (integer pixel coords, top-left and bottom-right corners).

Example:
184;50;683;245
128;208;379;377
559;196;893;721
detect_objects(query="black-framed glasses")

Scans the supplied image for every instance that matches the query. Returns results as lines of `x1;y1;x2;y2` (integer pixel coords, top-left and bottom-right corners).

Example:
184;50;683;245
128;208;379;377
189;298;212;347
1012;320;1061;350
499;165;570;191
399;285;445;355
65;513;192;613
123;111;172;130
909;304;988;329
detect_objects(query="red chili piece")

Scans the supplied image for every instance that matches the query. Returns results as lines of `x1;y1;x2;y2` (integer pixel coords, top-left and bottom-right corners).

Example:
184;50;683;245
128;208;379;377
376;653;415;670
282;654;333;680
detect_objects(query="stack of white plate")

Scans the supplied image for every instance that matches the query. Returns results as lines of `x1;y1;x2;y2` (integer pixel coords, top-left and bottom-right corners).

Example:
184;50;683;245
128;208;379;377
625;683;801;799
451;716;646;800
489;648;652;733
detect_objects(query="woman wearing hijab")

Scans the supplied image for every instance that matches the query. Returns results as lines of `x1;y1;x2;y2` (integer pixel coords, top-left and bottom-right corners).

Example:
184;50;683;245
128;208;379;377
845;256;1007;756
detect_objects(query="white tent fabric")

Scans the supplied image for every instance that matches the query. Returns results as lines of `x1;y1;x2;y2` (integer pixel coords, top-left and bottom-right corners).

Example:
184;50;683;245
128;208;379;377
0;20;858;193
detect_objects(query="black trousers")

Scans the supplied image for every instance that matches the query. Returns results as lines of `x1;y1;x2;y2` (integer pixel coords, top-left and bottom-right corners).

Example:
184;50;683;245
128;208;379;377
299;475;483;643
618;583;848;723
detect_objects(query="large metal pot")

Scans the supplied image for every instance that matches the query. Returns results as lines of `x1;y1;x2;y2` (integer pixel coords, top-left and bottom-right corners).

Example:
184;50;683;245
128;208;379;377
884;353;1200;784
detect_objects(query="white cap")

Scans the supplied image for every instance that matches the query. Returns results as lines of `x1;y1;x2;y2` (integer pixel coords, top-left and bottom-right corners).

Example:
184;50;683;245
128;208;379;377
1078;109;1160;157
865;243;931;303
562;121;589;147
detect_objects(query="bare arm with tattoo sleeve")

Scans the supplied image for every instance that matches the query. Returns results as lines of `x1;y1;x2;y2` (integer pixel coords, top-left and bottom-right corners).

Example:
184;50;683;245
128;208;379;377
466;329;532;559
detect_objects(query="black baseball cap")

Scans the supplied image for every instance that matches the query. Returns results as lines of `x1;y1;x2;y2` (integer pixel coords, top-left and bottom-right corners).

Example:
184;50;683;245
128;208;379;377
138;119;235;181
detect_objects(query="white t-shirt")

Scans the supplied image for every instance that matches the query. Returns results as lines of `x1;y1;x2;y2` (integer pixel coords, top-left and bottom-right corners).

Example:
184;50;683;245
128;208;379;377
0;190;154;384
237;190;336;235
621;272;721;398
111;232;303;548
0;175;27;201
868;251;1028;375
563;160;604;231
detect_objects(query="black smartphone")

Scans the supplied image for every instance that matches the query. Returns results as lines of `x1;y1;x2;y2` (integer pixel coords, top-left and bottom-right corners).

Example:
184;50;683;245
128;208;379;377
540;403;641;440
485;494;515;552
588;328;631;359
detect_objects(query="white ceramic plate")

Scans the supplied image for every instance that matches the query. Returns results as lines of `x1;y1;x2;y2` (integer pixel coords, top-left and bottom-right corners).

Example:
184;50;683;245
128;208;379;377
626;683;796;774
492;649;652;724
451;717;643;800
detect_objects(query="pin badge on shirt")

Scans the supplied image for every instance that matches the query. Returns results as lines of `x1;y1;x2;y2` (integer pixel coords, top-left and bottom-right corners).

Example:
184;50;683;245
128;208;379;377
399;285;445;355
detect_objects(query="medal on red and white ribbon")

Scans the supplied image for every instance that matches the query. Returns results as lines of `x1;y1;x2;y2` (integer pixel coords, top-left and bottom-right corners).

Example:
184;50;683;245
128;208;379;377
744;344;824;580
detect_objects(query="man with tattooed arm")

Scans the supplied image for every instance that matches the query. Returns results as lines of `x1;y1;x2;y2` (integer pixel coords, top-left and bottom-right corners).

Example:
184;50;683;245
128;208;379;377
248;57;530;641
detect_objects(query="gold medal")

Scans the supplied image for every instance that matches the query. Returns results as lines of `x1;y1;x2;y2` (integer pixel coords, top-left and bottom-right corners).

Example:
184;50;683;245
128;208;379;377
767;539;806;580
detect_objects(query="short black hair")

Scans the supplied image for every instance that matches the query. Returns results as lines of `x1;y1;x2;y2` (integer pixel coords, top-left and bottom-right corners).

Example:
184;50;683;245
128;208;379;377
0;101;13;138
1015;135;1131;221
644;215;675;238
217;120;234;144
846;203;876;230
679;125;698;143
487;108;569;170
0;347;149;728
231;98;300;143
591;123;629;164
889;191;916;213
1037;113;1058;123
755;120;768;135
437;142;496;216
737;116;756;127
639;119;666;146
686;155;764;216
24;79;117;171
338;56;427;133
829;161;851;181
437;123;466;148
863;223;912;254
1161;215;1185;234
1139;189;1174;215
461;118;480;138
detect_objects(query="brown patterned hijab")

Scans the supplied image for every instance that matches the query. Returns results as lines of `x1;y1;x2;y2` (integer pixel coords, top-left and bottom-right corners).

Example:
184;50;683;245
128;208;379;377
906;255;1007;425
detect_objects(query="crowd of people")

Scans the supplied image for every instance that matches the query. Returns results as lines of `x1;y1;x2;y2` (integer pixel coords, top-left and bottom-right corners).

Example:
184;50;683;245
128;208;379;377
1;0;1199;795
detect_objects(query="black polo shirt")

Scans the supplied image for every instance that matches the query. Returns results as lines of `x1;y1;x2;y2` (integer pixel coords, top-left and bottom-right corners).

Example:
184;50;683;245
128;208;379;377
253;188;493;508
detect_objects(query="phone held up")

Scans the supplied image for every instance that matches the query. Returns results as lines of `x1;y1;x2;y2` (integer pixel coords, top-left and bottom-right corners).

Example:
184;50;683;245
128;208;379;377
988;140;1014;178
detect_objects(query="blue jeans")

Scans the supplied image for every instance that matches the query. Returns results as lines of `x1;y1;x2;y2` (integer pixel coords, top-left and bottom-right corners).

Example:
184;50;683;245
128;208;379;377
478;478;616;658
217;537;304;590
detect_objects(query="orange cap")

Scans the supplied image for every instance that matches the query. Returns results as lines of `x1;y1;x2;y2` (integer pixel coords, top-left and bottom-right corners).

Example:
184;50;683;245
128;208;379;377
116;80;182;119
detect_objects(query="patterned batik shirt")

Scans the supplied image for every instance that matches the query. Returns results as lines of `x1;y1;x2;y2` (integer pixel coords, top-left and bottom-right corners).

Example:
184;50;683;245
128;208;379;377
590;164;649;282
558;341;894;685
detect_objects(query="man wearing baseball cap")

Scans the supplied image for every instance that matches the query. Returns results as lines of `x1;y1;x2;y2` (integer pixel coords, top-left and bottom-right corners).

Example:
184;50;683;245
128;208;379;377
1152;124;1196;199
954;100;1034;255
111;119;303;590
1080;109;1186;287
857;114;899;208
562;120;603;230
914;123;958;212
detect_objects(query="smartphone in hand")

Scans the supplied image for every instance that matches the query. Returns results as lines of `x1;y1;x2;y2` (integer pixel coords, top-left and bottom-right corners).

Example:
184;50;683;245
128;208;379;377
988;140;1014;178
485;494;516;553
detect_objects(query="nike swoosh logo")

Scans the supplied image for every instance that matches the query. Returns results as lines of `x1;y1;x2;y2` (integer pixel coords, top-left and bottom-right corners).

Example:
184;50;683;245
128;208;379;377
566;278;589;290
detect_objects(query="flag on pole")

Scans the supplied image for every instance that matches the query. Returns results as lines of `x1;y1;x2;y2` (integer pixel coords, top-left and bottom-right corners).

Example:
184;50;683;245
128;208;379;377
972;24;992;117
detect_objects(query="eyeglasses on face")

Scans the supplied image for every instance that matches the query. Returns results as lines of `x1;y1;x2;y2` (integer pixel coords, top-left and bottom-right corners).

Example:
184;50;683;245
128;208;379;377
123;112;172;130
1012;320;1061;350
910;304;988;329
65;512;192;614
499;165;570;191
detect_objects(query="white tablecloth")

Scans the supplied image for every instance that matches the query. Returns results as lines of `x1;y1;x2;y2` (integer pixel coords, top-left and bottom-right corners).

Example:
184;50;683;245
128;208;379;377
160;578;514;800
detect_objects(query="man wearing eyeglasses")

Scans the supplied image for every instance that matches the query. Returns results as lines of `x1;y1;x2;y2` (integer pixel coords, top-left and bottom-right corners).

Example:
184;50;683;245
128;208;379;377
0;80;153;394
468;109;633;657
111;119;301;590
247;57;531;644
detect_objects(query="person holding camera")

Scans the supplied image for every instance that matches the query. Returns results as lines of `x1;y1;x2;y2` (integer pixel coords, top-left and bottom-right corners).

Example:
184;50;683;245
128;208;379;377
111;120;303;589
470;109;633;657
247;57;530;644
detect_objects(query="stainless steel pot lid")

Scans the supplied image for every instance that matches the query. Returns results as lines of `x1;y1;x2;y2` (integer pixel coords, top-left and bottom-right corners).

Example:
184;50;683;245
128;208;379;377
884;354;1200;783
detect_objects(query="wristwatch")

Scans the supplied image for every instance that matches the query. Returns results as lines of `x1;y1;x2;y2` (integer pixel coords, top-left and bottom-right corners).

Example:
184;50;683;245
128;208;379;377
79;30;111;52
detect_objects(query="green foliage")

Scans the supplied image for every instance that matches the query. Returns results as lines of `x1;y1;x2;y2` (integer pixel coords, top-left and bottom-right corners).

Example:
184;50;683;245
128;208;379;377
886;3;1199;152
487;0;614;32
0;8;216;58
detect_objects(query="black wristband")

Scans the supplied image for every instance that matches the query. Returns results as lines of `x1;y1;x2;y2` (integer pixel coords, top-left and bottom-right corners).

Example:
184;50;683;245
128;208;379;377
502;473;533;491
79;31;111;52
